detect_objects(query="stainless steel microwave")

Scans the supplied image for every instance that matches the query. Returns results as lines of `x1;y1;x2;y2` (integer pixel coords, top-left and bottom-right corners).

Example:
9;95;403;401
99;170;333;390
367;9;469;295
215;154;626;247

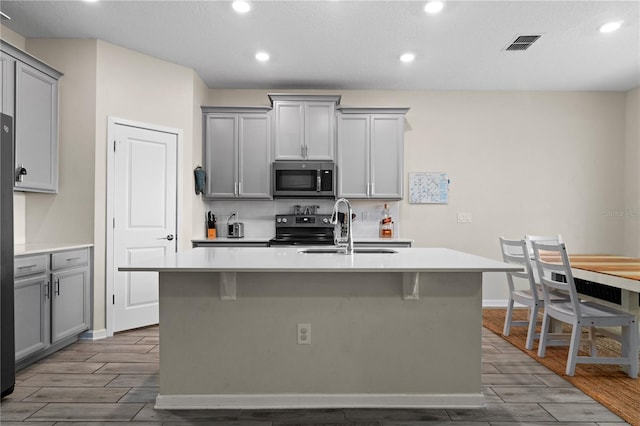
272;161;336;198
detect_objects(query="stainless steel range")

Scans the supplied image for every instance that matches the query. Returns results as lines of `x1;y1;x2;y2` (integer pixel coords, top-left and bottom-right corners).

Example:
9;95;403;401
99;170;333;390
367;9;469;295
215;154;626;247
269;213;334;246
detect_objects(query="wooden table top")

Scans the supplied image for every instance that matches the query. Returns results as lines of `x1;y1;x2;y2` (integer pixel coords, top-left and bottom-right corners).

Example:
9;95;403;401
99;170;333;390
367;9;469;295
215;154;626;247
569;255;640;281
546;254;640;281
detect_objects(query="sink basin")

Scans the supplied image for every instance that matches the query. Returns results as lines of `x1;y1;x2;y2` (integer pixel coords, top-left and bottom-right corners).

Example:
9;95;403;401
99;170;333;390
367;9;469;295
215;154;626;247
298;248;397;255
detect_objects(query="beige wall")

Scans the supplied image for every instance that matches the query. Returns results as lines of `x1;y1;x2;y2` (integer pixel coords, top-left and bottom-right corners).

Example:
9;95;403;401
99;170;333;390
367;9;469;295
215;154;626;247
624;87;640;257
191;74;208;239
23;39;97;245
208;89;628;301
93;40;201;331
0;25;25;49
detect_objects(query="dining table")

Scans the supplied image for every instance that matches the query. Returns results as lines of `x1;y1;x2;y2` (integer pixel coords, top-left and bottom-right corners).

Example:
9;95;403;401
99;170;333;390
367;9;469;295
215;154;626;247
558;254;640;345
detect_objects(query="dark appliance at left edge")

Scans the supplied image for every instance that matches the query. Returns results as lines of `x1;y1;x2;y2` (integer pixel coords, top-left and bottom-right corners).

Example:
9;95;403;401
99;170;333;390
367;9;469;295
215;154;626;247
1;113;15;398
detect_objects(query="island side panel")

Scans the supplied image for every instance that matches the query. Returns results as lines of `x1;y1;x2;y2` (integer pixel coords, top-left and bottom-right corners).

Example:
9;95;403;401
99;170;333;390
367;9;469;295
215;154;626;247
158;271;482;399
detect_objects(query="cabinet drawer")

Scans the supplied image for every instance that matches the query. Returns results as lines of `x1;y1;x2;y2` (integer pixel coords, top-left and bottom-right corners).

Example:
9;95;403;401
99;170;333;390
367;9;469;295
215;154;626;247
14;255;47;277
52;249;88;271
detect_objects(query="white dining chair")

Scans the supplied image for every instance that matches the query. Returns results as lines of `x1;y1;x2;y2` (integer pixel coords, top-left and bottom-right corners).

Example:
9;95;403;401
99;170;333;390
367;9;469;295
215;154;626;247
499;237;567;350
532;241;638;378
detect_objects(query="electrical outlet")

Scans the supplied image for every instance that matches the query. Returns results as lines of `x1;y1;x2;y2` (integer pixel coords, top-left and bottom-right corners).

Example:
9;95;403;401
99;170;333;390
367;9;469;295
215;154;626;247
457;212;472;223
297;323;311;345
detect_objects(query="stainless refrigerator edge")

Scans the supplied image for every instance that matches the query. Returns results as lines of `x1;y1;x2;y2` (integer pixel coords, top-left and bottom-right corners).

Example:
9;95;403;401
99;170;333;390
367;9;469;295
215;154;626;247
1;112;15;398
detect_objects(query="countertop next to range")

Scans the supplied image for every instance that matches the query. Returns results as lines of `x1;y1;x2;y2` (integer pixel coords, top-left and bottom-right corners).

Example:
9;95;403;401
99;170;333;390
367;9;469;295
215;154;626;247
190;237;414;244
119;246;519;273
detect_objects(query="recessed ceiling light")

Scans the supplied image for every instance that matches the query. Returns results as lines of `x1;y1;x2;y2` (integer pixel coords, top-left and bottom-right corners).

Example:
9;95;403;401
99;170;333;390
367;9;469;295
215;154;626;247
599;21;622;33
424;1;444;14
83;0;99;3
255;52;270;62
232;1;251;13
400;53;416;63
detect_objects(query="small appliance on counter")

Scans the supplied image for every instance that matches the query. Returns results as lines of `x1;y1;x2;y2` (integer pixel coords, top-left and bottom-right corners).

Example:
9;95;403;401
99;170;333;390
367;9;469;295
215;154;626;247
227;212;244;238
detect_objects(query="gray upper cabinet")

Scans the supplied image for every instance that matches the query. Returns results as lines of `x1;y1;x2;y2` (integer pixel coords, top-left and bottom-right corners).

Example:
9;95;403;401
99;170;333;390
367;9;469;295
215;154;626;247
1;52;16;117
202;107;272;200
269;94;340;161
1;41;62;193
337;107;409;200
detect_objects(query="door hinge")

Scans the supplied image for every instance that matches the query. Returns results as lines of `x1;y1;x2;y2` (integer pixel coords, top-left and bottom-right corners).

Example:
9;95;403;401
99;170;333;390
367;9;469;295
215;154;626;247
113;294;115;305
113;218;115;228
113;140;116;152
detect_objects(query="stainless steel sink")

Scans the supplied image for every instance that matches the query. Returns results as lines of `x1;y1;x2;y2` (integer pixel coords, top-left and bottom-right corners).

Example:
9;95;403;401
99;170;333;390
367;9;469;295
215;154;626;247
298;248;397;255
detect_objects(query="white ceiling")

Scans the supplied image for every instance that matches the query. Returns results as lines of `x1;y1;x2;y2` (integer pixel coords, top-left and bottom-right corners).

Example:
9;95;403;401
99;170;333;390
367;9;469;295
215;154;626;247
1;0;639;91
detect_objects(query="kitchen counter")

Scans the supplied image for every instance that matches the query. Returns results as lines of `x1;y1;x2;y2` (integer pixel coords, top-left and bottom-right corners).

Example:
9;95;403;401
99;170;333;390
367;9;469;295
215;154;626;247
122;246;510;273
120;247;519;410
15;243;94;256
191;237;413;246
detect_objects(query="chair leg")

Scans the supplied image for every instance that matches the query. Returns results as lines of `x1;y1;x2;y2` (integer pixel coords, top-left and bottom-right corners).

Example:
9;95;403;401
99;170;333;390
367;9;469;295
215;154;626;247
537;311;550;358
503;298;515;336
525;305;538;350
588;326;597;357
565;324;582;376
621;322;638;379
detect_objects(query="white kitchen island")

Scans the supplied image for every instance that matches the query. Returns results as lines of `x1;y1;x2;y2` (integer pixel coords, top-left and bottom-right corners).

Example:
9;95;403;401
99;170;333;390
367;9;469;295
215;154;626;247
120;247;520;410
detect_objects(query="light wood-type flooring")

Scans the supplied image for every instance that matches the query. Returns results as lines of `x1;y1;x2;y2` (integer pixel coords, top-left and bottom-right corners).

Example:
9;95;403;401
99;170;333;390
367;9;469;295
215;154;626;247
0;325;630;425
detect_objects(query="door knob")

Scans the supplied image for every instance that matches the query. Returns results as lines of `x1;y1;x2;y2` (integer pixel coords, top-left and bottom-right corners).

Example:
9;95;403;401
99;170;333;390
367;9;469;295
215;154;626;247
158;234;174;241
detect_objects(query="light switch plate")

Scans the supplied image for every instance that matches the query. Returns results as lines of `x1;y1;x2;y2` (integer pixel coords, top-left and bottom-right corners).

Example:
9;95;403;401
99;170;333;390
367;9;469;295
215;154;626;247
457;212;472;223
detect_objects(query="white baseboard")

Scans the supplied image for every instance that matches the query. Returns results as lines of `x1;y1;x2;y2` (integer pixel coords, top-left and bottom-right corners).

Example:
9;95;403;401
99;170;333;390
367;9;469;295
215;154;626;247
155;393;486;410
79;329;108;341
482;299;509;307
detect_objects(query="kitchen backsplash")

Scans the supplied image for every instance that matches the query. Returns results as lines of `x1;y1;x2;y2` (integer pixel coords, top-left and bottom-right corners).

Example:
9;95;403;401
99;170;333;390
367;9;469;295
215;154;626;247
203;199;400;239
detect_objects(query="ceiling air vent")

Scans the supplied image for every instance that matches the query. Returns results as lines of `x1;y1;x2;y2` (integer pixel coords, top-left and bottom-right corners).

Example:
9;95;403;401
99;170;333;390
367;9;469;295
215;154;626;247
505;34;541;51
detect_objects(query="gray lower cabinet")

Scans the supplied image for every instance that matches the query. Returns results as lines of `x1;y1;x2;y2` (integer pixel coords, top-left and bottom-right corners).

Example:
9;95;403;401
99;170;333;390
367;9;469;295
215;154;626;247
1;41;62;193
337;108;409;200
14;248;91;365
202;107;272;199
14;263;49;361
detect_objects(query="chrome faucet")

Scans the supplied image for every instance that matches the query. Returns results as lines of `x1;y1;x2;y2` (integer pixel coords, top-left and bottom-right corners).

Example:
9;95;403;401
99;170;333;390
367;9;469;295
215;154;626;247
331;198;354;255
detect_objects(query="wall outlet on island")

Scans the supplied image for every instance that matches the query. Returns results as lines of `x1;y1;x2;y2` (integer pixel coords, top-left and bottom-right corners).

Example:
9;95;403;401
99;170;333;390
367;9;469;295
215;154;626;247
457;212;473;223
297;323;311;345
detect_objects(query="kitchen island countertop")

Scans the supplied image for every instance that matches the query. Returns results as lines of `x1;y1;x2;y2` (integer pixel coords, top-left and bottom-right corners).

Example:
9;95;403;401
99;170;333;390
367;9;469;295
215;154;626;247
120;246;519;273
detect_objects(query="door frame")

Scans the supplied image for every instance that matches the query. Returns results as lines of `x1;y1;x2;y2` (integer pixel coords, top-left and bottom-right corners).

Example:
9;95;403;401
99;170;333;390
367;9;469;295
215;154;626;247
105;116;182;337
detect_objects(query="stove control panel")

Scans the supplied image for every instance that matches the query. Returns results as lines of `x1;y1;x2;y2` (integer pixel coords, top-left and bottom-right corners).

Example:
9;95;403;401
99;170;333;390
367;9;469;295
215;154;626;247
275;214;332;228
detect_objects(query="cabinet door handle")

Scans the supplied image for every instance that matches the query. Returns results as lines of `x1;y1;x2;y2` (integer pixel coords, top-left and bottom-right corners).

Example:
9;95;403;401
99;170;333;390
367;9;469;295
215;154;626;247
370;182;375;196
238;181;242;194
17;264;37;269
45;282;50;299
16;164;27;183
55;279;60;296
235;181;238;195
65;257;81;262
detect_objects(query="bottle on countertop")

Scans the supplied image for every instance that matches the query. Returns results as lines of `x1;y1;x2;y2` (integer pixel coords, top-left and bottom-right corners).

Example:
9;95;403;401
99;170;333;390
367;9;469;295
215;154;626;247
380;203;393;238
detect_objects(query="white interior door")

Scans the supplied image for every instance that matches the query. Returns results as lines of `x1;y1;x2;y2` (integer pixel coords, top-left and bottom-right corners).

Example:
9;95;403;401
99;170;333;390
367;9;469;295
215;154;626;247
112;123;177;332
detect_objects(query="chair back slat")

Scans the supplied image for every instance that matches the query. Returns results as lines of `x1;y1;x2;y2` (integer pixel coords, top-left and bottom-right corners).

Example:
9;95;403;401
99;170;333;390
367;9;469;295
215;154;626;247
531;241;581;314
499;237;537;295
